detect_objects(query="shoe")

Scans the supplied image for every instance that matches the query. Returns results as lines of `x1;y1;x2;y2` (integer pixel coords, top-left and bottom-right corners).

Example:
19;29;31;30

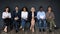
30;27;31;30
54;25;56;27
49;29;52;32
39;29;41;32
16;30;18;33
22;28;24;31
43;29;45;32
20;26;22;29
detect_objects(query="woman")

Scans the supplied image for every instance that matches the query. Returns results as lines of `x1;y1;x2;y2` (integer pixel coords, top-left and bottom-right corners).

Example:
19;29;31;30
28;7;36;32
20;7;28;31
46;6;56;31
12;6;21;32
2;7;11;32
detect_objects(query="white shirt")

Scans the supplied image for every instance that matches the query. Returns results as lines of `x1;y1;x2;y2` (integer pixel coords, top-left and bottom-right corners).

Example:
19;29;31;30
21;11;28;19
2;12;11;19
37;11;46;19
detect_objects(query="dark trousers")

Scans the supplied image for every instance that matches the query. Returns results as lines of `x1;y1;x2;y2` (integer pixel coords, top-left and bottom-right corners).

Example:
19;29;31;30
3;18;11;31
13;20;19;31
4;18;11;26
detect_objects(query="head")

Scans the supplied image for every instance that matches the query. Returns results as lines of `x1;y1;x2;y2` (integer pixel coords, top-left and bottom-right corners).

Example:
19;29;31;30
47;6;52;12
4;6;10;12
22;7;28;11
39;6;44;11
31;7;35;12
15;6;19;11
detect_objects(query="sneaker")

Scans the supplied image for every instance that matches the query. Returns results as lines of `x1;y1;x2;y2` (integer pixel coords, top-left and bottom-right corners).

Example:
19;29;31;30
20;26;22;29
22;28;24;31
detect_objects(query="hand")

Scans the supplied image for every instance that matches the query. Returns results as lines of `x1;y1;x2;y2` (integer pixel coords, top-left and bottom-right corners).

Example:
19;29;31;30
14;17;18;20
49;16;52;19
6;16;9;18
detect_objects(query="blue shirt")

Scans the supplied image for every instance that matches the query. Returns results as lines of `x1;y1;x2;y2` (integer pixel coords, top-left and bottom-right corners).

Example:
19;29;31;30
37;11;46;20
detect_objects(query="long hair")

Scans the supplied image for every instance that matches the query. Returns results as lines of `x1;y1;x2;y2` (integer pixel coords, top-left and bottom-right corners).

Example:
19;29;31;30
21;7;28;11
4;6;10;13
47;6;53;12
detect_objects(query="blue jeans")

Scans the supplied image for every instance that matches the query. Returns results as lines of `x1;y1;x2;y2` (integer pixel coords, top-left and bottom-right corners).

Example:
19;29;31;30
13;21;19;31
21;19;26;29
37;19;47;29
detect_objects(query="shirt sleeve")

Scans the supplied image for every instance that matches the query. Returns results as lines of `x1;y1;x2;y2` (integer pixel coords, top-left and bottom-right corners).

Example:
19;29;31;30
52;12;55;19
43;12;46;19
9;13;11;18
37;12;40;20
2;12;5;19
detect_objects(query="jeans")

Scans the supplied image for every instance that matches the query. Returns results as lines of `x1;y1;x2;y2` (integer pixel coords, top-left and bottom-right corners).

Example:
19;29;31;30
21;19;26;29
37;19;47;29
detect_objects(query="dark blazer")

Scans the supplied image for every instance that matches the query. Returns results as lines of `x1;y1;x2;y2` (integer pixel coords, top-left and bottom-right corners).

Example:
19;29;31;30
11;10;21;22
28;11;37;22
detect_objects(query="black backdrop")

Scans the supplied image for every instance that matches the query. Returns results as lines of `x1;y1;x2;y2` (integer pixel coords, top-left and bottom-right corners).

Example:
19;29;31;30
0;0;60;28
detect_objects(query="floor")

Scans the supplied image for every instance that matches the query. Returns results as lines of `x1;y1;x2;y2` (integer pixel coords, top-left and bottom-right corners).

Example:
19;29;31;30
0;27;60;34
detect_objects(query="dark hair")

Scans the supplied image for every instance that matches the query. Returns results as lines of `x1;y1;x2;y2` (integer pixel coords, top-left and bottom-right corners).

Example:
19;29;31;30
4;6;10;12
39;6;44;11
31;6;36;9
21;7;28;11
15;5;19;8
47;6;53;11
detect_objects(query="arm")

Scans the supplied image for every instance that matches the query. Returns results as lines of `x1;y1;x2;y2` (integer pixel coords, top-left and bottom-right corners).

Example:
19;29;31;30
46;12;49;19
52;12;55;19
37;12;40;20
9;13;11;18
2;12;6;19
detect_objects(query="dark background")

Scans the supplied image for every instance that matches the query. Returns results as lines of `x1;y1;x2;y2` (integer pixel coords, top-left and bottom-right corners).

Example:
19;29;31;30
0;0;60;29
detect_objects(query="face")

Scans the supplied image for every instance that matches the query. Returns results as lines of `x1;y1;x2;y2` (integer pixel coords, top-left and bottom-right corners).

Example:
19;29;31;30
31;7;35;12
15;7;18;10
40;8;43;11
48;7;52;12
6;8;9;12
23;8;26;11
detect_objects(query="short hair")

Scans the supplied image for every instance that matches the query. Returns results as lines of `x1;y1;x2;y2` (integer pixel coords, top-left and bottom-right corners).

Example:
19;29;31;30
39;6;43;10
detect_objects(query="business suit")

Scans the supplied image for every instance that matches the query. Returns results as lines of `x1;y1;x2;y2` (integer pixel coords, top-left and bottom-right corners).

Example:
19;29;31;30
12;10;21;32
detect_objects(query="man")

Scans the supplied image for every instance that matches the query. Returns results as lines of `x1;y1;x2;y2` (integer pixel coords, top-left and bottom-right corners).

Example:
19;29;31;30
37;6;47;32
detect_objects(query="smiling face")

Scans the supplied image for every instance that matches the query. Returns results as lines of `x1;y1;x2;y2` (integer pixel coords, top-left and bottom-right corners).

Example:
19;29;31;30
15;7;18;11
40;8;43;11
31;7;35;12
23;8;26;11
6;8;9;12
48;7;52;12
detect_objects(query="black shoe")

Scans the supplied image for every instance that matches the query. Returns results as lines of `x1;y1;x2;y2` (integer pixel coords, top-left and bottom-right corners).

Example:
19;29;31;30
49;29;52;32
16;30;18;33
43;29;45;32
39;29;41;32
